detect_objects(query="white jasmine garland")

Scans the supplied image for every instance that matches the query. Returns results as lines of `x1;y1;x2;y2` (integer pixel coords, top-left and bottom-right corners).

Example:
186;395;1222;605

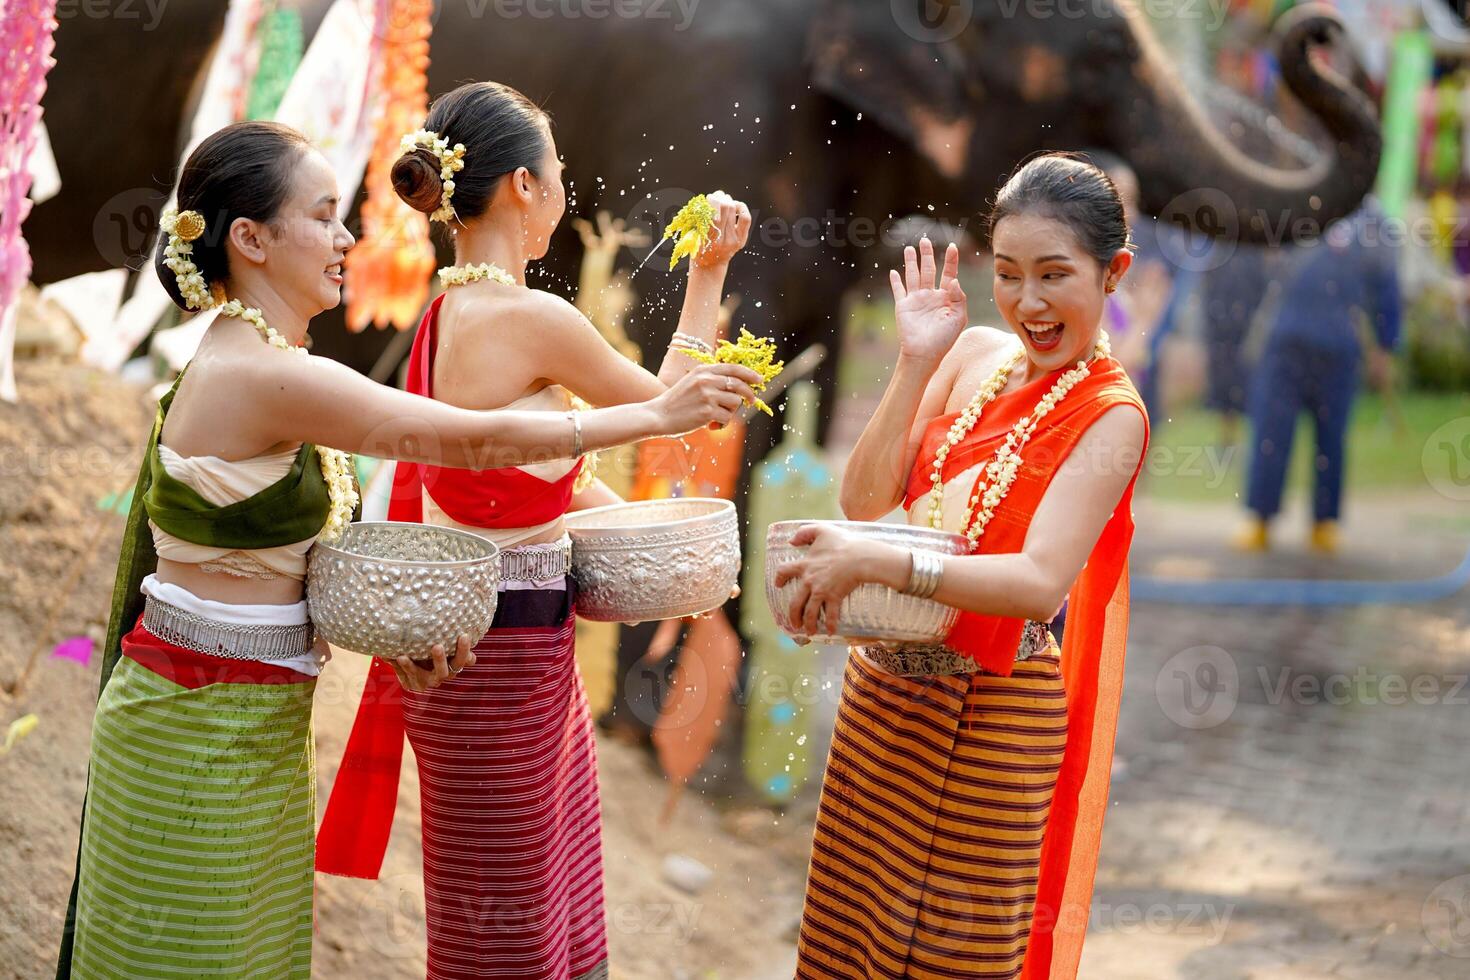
927;332;1112;545
159;208;213;311
401;129;468;224
437;261;516;288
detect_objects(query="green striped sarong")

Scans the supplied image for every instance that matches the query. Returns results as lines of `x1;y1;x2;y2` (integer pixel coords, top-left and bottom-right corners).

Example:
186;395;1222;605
70;655;316;978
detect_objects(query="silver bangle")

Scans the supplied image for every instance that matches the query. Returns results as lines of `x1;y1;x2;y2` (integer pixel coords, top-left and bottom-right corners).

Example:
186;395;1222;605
903;550;943;600
568;410;583;458
670;332;714;355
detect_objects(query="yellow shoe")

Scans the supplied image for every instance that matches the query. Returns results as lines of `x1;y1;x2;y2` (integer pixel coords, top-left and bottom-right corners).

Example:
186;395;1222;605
1310;521;1339;553
1233;518;1270;552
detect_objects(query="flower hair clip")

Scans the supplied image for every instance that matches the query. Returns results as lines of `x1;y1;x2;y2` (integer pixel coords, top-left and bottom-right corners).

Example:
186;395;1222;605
159;207;214;311
400;128;467;223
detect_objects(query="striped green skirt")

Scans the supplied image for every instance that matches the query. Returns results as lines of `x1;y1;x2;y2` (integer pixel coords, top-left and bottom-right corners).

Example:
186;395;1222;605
70;638;317;978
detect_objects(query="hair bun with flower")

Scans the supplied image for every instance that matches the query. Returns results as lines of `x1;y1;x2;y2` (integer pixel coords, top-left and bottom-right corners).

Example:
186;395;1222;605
160;207;215;311
399;129;466;223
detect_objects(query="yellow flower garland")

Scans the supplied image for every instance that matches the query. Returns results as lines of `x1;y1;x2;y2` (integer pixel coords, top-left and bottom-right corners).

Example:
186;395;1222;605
927;333;1111;545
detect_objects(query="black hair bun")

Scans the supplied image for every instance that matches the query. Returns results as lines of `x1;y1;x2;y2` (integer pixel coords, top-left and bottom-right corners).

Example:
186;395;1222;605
391;148;444;215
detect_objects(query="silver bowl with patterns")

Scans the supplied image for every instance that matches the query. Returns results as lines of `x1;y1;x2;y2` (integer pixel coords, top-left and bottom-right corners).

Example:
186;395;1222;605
765;520;972;644
306;521;500;659
564;498;740;622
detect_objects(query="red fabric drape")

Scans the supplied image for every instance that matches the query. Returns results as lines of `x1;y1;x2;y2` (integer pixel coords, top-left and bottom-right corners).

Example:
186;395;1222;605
902;357;1149;977
316;294;581;879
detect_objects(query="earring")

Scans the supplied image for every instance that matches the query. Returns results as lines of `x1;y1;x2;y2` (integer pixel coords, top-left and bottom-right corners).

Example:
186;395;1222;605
1104;281;1117;294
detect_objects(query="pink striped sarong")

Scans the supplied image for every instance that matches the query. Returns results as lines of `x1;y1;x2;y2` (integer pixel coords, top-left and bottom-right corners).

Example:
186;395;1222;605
400;585;608;980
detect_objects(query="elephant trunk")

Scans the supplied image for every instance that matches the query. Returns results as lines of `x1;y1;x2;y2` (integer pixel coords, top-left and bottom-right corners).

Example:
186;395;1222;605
1112;4;1381;249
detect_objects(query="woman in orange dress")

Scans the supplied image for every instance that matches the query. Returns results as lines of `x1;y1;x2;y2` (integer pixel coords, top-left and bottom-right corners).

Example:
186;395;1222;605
776;153;1150;979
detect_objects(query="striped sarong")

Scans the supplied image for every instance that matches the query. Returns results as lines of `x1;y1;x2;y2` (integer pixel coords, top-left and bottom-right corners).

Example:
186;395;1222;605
70;622;317;978
401;580;608;980
796;644;1067;980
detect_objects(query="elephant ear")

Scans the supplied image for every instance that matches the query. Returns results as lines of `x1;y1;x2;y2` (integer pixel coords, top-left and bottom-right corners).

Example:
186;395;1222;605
806;0;976;179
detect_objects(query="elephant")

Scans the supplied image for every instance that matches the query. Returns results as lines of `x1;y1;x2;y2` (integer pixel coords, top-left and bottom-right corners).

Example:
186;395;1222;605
32;0;1378;388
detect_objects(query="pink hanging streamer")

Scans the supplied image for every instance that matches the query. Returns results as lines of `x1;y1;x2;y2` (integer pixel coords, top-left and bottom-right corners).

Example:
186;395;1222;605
0;0;61;343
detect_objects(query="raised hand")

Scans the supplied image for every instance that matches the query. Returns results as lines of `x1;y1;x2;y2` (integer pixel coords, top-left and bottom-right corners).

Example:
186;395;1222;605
692;190;753;270
891;237;968;366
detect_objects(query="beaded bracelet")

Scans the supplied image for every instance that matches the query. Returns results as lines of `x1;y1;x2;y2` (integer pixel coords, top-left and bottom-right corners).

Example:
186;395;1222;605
669;332;715;356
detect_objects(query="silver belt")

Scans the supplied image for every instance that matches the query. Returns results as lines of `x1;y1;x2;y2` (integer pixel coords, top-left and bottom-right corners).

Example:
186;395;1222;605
141;595;314;662
855;619;1055;677
499;536;572;584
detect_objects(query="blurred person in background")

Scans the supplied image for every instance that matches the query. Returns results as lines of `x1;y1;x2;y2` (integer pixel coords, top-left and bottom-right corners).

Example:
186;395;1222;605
1236;200;1400;553
1092;152;1194;421
1202;243;1275;446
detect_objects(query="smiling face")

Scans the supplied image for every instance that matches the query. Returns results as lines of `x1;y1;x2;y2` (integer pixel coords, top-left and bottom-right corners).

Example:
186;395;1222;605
256;149;355;314
992;212;1130;374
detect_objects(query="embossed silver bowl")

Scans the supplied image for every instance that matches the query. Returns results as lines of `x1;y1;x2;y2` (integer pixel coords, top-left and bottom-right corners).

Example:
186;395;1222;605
565;498;740;622
306;522;500;659
765;520;972;644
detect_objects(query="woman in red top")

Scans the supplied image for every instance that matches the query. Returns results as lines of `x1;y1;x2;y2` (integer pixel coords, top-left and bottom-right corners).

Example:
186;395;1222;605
777;153;1149;979
318;82;755;980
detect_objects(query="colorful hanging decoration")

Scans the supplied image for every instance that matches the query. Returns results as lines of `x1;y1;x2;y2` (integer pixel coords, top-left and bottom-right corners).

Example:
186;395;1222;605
245;6;304;121
1375;30;1434;220
1431;74;1463;189
273;0;388;218
0;0;60;404
344;0;437;332
740;381;837;804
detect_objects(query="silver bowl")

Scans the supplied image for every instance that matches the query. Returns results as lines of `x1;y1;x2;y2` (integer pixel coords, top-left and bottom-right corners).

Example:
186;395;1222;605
306;521;500;659
765;520;972;644
565;498;740;621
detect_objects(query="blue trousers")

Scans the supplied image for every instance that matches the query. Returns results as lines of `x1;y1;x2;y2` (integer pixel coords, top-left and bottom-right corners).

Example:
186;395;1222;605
1245;339;1358;522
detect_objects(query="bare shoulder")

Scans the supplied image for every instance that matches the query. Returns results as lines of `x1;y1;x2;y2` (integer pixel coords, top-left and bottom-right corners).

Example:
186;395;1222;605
1075;402;1148;465
939;326;1022;398
953;325;1021;368
469;287;597;344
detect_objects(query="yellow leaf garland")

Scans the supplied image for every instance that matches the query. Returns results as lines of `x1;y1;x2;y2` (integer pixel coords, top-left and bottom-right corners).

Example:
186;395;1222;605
685;328;784;416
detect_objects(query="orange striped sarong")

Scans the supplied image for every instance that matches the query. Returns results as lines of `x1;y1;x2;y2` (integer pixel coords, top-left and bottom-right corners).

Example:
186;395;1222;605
796;643;1067;980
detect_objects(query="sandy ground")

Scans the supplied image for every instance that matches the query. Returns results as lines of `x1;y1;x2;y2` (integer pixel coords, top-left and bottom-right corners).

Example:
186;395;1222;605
0;360;809;980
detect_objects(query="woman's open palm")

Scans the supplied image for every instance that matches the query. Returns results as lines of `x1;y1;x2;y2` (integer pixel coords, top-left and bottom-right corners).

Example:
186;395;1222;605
891;238;968;364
